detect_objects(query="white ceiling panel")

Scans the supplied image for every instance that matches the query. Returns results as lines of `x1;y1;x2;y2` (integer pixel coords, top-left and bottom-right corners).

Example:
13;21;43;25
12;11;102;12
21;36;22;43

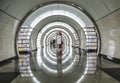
0;0;115;21
15;0;55;20
102;0;120;12
59;0;100;21
5;0;37;19
82;0;110;20
0;0;14;10
5;0;54;20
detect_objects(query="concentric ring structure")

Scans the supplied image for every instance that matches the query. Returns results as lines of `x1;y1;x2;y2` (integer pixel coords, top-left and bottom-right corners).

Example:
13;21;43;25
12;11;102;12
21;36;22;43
16;2;100;81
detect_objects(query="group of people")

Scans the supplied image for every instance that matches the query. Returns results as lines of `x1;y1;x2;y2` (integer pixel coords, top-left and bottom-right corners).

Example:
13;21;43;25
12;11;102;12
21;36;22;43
50;39;56;48
50;39;63;48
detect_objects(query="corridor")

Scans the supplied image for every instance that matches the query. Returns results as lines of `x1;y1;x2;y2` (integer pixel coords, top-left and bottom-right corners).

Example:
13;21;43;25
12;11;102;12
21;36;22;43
0;0;120;83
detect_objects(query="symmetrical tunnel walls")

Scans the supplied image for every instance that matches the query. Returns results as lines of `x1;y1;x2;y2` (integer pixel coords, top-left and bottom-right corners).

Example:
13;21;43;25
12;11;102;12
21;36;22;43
16;2;100;77
0;0;120;72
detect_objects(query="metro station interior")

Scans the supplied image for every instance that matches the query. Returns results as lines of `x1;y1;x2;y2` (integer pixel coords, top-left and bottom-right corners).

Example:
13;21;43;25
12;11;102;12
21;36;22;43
0;0;120;83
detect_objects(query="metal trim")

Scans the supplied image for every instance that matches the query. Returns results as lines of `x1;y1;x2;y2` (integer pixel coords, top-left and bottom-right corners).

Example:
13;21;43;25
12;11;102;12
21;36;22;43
15;1;101;61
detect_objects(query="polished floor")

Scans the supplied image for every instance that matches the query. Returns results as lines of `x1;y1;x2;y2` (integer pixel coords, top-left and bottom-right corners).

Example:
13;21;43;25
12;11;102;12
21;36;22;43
0;56;120;83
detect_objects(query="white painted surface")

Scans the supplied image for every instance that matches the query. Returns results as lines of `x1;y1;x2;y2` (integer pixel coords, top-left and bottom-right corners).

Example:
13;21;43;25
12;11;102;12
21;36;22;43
0;11;19;61
97;9;120;58
0;0;120;61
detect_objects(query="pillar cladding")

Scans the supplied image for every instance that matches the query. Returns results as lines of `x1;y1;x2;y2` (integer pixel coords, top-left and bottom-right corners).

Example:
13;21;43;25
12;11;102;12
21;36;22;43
59;31;62;59
57;31;63;76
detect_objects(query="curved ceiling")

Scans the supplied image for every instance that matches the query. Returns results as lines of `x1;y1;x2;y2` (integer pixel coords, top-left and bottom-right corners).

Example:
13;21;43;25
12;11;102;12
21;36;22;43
16;2;100;78
0;1;120;79
0;0;119;79
23;3;93;28
0;0;120;21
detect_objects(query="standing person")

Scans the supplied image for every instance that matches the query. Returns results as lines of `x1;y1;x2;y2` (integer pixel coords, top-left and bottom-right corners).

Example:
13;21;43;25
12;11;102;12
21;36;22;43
53;39;56;48
50;39;52;49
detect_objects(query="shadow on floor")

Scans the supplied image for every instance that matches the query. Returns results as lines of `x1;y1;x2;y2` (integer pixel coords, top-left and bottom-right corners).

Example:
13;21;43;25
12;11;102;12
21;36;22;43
102;68;120;81
0;72;20;83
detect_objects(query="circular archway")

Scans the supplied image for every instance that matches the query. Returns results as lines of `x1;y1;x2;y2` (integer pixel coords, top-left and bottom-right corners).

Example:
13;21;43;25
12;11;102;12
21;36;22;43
16;1;100;82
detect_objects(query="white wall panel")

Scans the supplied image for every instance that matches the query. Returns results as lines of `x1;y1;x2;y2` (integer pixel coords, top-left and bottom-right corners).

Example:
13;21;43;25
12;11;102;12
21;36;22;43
103;0;120;12
61;0;100;21
0;11;19;61
97;9;120;59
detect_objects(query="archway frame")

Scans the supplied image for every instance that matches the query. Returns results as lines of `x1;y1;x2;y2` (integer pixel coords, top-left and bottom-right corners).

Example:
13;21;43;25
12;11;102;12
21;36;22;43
15;1;101;77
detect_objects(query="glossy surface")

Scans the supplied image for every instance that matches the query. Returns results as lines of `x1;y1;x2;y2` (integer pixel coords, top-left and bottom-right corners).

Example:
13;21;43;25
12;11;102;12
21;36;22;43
0;57;119;83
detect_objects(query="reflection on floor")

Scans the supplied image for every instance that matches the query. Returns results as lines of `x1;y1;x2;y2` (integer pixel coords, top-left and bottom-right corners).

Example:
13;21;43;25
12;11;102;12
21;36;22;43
0;59;20;83
0;57;120;83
